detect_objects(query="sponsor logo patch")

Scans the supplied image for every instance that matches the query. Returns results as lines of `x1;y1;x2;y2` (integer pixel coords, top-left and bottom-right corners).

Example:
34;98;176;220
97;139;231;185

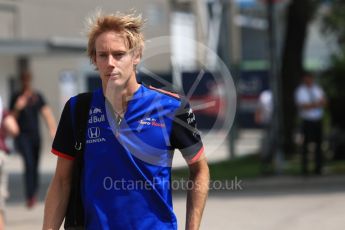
138;117;165;128
86;127;106;144
89;114;106;124
89;107;102;115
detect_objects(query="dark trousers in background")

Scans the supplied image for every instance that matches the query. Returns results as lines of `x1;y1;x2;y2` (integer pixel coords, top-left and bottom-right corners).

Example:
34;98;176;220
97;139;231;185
260;123;275;173
15;134;41;200
302;119;323;175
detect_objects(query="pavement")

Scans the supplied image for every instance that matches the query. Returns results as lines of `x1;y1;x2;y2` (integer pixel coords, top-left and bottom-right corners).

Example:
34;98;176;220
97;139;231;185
4;129;345;229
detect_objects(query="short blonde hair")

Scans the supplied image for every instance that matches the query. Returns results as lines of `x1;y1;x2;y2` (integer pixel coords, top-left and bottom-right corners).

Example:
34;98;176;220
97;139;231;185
86;12;144;63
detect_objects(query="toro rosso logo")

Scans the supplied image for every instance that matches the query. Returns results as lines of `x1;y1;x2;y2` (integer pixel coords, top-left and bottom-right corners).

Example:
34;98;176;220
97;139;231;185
138;117;165;128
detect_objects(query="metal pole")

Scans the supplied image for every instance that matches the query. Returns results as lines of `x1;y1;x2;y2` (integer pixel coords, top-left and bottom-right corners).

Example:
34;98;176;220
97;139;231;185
267;0;284;173
226;0;241;159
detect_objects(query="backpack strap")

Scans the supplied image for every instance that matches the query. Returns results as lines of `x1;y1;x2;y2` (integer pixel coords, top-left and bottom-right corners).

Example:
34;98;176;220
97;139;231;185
71;92;93;154
64;92;92;230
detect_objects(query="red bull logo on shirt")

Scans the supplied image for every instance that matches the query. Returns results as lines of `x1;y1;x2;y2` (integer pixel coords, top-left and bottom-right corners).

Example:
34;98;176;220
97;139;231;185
89;114;105;124
89;107;105;124
89;107;102;115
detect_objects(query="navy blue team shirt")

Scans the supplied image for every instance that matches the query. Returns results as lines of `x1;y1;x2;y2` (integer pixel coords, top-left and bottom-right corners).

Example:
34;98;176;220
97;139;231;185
52;84;204;230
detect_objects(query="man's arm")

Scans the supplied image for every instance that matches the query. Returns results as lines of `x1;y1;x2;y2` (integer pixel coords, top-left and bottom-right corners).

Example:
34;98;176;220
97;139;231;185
254;106;263;124
41;105;57;138
43;157;74;230
10;94;27;118
186;154;209;230
2;114;19;137
299;98;326;110
296;86;327;111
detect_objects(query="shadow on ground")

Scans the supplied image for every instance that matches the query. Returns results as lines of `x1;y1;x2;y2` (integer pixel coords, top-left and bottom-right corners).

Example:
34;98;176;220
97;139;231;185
8;171;345;205
172;174;345;198
7;172;53;204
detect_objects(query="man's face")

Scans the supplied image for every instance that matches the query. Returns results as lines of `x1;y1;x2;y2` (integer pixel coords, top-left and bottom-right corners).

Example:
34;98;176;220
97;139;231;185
94;31;140;91
20;72;32;89
303;75;314;87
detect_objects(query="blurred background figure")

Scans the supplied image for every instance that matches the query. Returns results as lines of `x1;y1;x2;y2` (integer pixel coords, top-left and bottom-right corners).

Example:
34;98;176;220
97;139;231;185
255;89;273;173
9;70;56;209
295;71;327;175
0;96;19;229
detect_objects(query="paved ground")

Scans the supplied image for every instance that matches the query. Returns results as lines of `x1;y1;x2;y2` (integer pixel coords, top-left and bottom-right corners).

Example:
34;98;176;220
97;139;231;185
175;190;345;230
4;129;345;229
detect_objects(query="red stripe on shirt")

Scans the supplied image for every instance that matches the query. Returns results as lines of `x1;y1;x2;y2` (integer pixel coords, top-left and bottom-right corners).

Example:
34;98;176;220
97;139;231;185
51;148;75;161
149;85;180;99
188;146;204;164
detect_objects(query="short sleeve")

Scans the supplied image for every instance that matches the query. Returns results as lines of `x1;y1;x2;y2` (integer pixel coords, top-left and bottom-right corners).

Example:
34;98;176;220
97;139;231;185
257;92;266;109
316;85;325;99
295;87;307;106
36;92;47;110
170;99;204;164
51;99;75;160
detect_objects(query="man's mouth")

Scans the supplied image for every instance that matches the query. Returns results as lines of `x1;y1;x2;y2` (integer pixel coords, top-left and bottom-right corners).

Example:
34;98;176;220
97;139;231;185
107;73;120;78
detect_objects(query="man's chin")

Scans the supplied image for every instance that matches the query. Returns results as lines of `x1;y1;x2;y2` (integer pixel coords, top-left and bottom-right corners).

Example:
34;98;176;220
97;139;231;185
105;79;125;89
109;75;120;80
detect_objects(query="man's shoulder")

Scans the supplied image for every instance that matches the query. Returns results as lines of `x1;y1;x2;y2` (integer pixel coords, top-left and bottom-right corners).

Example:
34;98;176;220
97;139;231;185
312;84;324;92
142;84;189;105
73;91;94;99
10;91;20;99
68;91;94;109
259;90;272;100
144;84;181;100
295;84;307;94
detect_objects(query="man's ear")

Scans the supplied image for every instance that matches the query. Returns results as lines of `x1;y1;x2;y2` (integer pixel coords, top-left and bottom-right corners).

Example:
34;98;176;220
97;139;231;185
133;50;141;65
92;56;96;65
91;56;98;71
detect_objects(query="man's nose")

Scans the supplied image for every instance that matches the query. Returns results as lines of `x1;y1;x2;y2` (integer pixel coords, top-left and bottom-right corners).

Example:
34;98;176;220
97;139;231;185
107;55;116;67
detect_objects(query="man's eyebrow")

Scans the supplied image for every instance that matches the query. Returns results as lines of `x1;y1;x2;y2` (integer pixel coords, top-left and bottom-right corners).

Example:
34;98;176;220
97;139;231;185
96;50;128;54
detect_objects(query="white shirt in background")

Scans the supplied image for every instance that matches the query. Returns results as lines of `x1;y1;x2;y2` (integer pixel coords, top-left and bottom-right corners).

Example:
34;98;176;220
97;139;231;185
295;84;325;121
257;90;273;125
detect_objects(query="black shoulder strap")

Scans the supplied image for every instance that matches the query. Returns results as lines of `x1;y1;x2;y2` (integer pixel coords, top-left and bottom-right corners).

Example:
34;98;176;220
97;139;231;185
74;92;93;154
64;92;92;230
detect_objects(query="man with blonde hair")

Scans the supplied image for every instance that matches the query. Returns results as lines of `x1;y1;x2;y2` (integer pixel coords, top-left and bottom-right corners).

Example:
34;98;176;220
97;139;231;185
43;12;209;230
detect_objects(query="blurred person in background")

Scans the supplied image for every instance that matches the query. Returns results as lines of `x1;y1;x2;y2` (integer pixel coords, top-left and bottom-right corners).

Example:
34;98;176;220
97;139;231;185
255;89;274;173
9;70;56;208
295;71;327;175
0;96;20;228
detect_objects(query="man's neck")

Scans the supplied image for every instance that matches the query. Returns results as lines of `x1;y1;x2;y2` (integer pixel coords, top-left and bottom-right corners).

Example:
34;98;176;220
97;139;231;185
104;80;140;115
22;87;33;96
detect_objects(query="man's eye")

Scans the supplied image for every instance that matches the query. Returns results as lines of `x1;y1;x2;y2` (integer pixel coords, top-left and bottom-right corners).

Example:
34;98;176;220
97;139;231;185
113;53;125;59
99;54;107;58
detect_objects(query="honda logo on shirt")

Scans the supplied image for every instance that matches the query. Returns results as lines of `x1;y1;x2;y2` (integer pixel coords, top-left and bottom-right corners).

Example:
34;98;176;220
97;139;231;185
88;127;100;139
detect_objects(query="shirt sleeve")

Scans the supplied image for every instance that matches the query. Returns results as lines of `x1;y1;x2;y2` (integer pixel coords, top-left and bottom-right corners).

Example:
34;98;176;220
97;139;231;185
37;92;47;110
257;92;265;110
316;85;325;100
51;99;75;160
170;99;204;164
295;87;307;106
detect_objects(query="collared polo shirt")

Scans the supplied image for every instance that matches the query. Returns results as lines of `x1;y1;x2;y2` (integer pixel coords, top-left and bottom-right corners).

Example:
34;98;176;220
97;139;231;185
52;84;204;230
